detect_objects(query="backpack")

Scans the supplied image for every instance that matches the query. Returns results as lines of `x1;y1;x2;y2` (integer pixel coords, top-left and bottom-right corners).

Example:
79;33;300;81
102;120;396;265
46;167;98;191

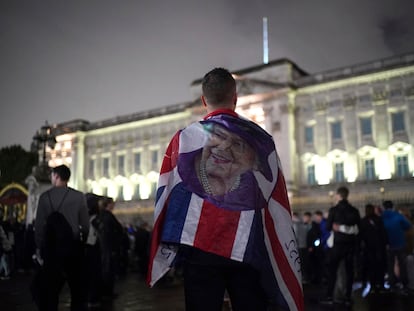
43;189;74;262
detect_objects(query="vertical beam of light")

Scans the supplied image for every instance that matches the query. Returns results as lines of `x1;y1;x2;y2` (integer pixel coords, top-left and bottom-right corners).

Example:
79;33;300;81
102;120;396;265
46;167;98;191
263;17;269;64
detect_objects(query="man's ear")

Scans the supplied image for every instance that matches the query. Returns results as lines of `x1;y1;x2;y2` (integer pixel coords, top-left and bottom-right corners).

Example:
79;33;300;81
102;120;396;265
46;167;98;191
201;96;207;107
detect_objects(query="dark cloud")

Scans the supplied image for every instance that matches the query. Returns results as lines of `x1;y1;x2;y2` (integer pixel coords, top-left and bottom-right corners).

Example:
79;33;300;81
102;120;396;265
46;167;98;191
379;16;414;54
1;0;414;150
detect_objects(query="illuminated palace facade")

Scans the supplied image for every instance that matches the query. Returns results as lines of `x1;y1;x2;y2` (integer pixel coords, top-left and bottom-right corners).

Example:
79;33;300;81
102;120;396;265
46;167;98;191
39;53;414;219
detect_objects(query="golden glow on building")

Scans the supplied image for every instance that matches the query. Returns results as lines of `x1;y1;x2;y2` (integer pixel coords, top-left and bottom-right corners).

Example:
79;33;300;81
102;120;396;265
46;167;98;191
48;133;74;169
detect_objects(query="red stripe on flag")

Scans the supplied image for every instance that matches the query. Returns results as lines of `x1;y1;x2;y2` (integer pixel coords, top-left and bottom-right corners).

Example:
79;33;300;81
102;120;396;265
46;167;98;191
193;200;241;258
159;131;180;175
146;197;169;286
264;208;304;311
271;170;291;214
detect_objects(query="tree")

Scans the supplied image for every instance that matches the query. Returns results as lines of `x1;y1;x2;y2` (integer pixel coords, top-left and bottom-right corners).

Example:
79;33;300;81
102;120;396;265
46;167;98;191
0;145;38;189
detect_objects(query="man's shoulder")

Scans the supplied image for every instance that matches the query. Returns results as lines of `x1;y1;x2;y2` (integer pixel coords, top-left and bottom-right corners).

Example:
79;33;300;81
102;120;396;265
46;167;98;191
67;187;84;196
349;203;359;212
346;202;360;215
337;200;357;209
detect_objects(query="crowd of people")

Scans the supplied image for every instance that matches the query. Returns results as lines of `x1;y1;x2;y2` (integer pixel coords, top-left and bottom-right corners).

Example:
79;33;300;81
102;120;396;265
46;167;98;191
2;183;413;310
293;187;414;306
0;167;152;311
0;215;29;280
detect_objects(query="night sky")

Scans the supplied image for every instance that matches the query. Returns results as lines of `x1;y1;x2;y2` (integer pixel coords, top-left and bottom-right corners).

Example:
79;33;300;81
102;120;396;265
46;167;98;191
1;0;414;150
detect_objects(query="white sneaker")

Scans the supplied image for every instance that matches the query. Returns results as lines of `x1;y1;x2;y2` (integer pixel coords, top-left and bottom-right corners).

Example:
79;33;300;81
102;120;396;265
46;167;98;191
362;282;371;298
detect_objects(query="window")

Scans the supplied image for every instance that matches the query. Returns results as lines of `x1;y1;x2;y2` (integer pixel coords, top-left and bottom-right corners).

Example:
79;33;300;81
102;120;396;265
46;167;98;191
305;126;314;144
392;111;405;133
358;95;371;102
134;153;141;172
331;121;342;140
307;165;316;185
365;159;375;180
89;159;94;178
103;157;109;177
390;88;403;98
118;155;125;175
396;155;409;177
360;117;372;136
334;162;344;183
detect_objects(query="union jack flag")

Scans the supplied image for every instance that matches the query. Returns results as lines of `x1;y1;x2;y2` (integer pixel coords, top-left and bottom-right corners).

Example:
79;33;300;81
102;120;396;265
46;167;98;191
147;111;304;311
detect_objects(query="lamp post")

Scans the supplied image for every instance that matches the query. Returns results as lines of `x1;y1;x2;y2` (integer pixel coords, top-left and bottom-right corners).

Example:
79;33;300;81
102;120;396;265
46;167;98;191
31;121;57;182
380;186;385;203
329;190;335;206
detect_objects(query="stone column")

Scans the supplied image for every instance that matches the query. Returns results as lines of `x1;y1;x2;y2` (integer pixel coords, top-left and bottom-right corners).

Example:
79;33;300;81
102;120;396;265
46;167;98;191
277;95;297;194
72;132;86;191
373;98;389;149
343;97;357;152
314;101;329;156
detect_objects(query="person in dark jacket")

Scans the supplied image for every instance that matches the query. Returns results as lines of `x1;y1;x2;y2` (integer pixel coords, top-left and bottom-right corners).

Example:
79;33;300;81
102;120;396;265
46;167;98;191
360;203;388;295
321;186;360;306
382;200;412;293
85;193;104;307
96;197;123;299
34;165;89;311
306;211;324;284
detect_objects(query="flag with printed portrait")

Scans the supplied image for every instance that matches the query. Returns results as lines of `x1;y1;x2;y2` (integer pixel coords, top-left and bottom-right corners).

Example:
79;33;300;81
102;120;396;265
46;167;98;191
147;112;304;311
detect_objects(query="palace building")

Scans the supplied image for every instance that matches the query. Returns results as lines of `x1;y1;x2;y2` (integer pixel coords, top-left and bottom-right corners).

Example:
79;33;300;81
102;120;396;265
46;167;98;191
34;52;414;222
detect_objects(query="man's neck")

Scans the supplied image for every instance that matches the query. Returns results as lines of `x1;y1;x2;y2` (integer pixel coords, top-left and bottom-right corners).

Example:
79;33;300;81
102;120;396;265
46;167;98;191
54;181;68;188
204;108;238;120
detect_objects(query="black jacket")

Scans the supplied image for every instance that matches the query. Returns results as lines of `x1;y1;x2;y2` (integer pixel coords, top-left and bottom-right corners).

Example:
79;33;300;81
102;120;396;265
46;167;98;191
360;214;388;252
326;199;361;245
307;221;322;250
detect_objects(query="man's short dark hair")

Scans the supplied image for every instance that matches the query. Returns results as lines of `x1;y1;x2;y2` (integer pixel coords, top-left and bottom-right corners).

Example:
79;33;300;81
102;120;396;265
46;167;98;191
336;186;349;200
365;203;375;216
303;211;311;217
383;200;394;210
201;68;236;106
314;210;323;217
52;165;71;181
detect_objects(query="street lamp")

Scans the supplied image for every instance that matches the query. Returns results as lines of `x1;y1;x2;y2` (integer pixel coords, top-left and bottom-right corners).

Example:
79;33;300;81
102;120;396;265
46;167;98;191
379;186;385;203
329;190;335;206
31;121;57;182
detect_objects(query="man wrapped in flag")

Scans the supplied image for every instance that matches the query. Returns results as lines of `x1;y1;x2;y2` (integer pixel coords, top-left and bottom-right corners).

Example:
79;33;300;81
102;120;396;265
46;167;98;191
147;68;304;311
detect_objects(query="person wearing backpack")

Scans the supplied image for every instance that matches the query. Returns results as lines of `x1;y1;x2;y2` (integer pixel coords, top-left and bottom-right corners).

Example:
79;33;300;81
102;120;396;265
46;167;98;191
34;164;89;311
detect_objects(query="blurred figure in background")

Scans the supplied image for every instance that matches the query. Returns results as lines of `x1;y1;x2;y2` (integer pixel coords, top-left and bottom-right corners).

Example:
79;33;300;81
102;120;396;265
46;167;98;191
307;211;325;285
0;221;12;280
292;211;311;284
321;187;360;306
96;197;123;299
360;203;388;296
85;193;103;307
382;200;412;294
134;220;151;278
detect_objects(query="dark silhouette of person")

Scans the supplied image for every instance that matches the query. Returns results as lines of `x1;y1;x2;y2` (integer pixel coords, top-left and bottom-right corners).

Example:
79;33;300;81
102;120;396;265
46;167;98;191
382;200;412;293
321;186;360;306
96;197;123;298
34;165;89;311
306;211;325;284
360;203;388;295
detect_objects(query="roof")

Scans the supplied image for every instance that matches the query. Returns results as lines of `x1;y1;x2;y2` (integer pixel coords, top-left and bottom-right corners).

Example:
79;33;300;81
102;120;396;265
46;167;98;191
190;58;308;86
296;52;414;87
